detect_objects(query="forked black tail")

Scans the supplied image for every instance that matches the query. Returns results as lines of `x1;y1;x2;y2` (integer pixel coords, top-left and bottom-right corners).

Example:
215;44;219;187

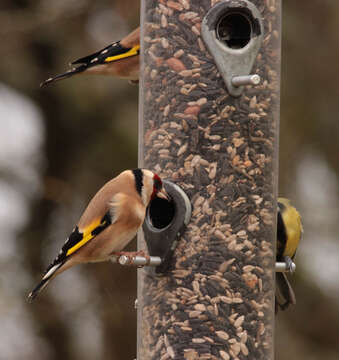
27;259;66;302
40;64;87;87
275;272;296;313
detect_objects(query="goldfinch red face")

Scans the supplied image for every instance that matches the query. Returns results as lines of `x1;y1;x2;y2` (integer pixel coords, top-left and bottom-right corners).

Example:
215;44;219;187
137;169;168;204
151;173;169;200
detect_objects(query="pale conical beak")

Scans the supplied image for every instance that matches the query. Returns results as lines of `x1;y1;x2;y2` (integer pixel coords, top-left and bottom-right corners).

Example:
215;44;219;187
157;188;170;201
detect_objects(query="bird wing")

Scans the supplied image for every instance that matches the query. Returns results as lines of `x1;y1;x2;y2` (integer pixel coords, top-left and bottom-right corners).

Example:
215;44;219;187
71;43;115;64
40;42;140;86
276;205;287;260
277;198;303;260
275;272;296;312
27;210;113;302
72;42;140;66
65;212;113;257
46;186;137;270
43;211;113;277
27;190;126;302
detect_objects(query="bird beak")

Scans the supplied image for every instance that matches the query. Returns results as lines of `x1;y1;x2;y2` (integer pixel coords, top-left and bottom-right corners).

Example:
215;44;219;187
157;188;170;201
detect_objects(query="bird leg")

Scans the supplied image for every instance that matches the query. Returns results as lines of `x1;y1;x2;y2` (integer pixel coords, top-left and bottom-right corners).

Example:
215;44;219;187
284;256;295;273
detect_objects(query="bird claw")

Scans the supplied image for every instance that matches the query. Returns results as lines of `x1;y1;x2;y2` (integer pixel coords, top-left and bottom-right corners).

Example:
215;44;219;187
284;256;295;273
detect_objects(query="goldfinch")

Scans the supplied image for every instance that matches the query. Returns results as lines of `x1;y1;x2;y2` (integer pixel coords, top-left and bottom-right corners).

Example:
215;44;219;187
28;168;168;302
41;27;140;87
276;197;303;312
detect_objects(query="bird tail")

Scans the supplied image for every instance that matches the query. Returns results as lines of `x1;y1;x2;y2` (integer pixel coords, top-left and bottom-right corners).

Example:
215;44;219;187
275;272;296;313
27;260;66;302
40;64;87;87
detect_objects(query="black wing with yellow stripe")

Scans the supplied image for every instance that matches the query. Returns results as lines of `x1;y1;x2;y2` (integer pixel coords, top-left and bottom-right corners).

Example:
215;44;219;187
27;212;112;302
46;212;112;274
40;42;140;87
71;41;140;65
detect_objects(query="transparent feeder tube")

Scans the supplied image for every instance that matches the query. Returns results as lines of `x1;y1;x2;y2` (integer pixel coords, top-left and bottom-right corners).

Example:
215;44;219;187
138;0;281;359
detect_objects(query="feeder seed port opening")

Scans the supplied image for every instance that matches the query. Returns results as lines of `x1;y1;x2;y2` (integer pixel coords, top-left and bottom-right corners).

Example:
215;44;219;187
146;196;176;231
142;180;192;274
111;181;191;271
201;0;264;96
216;9;253;49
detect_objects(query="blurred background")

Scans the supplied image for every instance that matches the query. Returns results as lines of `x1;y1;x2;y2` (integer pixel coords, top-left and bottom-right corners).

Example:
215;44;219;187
0;1;338;359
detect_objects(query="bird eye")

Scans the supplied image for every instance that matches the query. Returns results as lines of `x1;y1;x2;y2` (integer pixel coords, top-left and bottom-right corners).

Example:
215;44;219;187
277;201;285;212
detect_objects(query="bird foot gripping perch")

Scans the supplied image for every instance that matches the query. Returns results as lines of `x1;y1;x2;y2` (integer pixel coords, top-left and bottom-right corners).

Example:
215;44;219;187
275;261;296;273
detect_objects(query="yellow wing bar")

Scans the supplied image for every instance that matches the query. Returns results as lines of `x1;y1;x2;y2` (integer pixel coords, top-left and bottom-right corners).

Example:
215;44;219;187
104;44;140;63
66;218;107;256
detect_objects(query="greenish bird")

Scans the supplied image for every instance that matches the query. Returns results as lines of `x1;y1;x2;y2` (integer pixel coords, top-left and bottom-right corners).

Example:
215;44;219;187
276;197;303;312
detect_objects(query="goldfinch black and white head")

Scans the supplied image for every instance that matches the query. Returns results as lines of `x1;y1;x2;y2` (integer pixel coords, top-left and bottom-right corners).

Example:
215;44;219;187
27;168;167;302
41;27;140;86
276;197;303;312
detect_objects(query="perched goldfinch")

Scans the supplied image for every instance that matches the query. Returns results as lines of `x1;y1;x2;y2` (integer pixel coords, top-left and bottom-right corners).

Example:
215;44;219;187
28;168;168;302
41;27;140;87
276;197;303;312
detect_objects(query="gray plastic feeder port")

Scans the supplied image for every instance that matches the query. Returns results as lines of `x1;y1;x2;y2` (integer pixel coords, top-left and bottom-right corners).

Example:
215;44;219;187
201;0;263;97
142;180;191;274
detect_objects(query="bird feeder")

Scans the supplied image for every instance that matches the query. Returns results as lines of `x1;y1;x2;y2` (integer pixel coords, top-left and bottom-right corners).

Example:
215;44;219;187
137;0;281;358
